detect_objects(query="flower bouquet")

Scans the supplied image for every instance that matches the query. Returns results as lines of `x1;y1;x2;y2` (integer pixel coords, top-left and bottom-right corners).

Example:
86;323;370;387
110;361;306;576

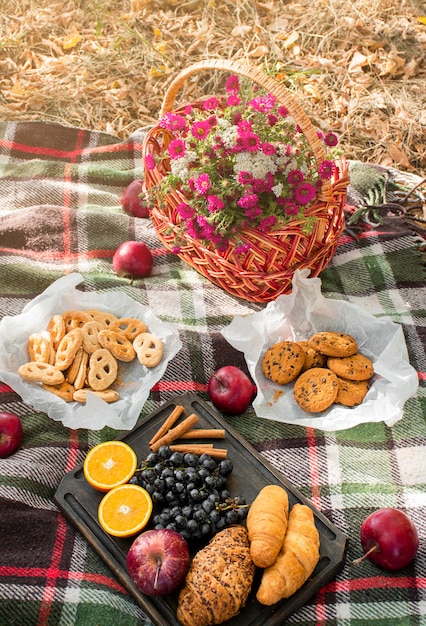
142;59;349;302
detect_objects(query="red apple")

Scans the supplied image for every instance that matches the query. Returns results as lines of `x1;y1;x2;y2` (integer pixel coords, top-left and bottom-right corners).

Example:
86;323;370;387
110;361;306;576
0;411;23;458
353;508;419;571
113;241;153;280
121;180;150;218
126;528;190;596
207;365;255;415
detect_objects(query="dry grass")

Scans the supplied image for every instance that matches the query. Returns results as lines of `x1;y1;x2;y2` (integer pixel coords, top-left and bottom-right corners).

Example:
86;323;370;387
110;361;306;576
1;0;425;174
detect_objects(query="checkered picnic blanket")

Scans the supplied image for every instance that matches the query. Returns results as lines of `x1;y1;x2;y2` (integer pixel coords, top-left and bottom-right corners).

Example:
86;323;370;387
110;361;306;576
0;120;425;626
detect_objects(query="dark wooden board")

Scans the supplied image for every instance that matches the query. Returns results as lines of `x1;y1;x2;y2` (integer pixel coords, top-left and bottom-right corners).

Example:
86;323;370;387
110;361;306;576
54;393;348;626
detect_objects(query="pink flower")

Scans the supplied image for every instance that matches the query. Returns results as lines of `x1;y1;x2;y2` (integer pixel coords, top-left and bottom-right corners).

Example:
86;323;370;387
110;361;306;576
262;142;276;156
168;138;186;159
235;242;251;254
195;173;211;195
287;169;305;185
277;106;289;117
207;195;225;212
252;178;268;193
324;132;338;147
176;202;194;219
238;120;252;133
238;193;259;209
284;201;299;215
196;215;215;239
258;215;276;231
318;159;335;179
207;115;217;127
241;131;260;152
191;120;210;140
249;94;276;112
294;183;316;205
159;112;188;132
203;97;219;110
225;75;240;93
227;94;241;106
268;114;278;126
237;171;253;185
145;154;156;170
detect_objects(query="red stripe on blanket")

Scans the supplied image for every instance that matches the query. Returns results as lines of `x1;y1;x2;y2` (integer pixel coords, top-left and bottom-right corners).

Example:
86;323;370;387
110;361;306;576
0;565;125;592
306;426;321;509
321;575;426;592
0;246;168;261
0;138;136;160
37;514;70;623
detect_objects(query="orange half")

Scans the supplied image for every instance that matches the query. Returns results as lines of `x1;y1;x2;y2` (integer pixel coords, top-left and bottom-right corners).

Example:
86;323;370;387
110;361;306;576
83;440;137;492
98;483;153;537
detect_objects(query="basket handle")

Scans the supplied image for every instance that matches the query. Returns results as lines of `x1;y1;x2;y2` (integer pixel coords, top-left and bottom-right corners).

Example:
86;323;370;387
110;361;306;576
159;59;331;188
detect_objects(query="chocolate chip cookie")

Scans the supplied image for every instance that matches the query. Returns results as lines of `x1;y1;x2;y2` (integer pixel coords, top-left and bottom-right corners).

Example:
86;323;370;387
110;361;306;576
262;341;306;385
335;378;370;407
293;367;339;413
308;331;358;357
327;353;374;381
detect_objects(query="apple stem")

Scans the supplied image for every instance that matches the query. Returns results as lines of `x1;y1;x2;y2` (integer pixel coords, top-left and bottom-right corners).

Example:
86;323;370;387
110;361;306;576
352;544;379;566
153;557;162;589
213;374;225;389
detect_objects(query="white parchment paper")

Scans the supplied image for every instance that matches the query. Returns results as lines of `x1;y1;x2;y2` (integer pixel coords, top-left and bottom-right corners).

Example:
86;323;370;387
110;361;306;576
0;273;182;430
222;270;418;430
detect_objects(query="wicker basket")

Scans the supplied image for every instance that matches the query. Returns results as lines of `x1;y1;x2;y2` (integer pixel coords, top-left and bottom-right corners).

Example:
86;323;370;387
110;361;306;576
142;59;349;303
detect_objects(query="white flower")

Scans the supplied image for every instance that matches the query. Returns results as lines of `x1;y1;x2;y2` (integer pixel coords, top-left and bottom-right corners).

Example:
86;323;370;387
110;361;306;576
220;126;238;148
170;150;197;182
234;151;278;179
272;183;283;197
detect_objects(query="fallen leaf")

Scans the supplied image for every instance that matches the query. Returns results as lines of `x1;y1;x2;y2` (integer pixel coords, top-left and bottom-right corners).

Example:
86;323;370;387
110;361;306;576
348;50;375;72
282;30;299;49
418;16;426;25
249;44;269;58
10;80;26;96
62;33;82;50
231;24;252;37
387;142;413;170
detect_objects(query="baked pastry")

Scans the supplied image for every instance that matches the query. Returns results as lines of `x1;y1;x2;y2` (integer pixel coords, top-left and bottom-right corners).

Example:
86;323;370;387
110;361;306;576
246;485;289;568
177;525;255;626
256;504;320;605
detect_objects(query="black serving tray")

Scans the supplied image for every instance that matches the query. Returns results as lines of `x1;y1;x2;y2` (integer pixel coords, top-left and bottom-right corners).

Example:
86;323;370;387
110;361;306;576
54;393;348;626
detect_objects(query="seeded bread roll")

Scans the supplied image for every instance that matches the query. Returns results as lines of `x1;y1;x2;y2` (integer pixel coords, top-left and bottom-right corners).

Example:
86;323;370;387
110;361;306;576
177;525;255;626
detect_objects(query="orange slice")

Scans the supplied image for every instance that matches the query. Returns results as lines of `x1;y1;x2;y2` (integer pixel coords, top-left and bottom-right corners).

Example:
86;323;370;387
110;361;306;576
98;483;153;537
83;440;137;492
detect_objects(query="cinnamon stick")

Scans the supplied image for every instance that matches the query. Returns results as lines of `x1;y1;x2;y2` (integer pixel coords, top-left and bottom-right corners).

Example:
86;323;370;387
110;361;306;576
179;428;226;440
149;404;185;446
150;413;199;452
169;444;228;459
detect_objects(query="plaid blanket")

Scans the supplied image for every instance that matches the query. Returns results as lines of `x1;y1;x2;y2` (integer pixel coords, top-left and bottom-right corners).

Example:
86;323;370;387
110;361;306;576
0;120;425;626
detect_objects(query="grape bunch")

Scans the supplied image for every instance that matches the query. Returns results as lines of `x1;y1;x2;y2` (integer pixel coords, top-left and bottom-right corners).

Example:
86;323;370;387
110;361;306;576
133;445;249;541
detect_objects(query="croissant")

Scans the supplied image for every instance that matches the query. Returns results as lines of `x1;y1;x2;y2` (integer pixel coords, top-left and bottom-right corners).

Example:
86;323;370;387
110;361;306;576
256;503;320;605
246;484;289;568
176;525;255;626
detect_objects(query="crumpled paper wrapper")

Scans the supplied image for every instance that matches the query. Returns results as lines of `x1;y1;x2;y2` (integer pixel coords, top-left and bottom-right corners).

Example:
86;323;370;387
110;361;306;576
0;273;182;430
222;270;418;431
